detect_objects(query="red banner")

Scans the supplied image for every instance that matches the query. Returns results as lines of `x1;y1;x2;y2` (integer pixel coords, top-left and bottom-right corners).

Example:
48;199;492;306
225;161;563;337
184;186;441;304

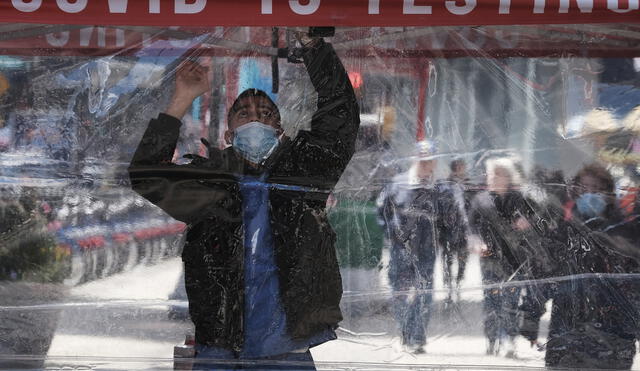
0;0;638;27
0;24;637;57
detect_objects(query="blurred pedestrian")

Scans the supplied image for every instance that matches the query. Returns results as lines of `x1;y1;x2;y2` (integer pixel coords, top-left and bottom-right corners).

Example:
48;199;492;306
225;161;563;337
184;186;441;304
436;159;470;303
517;168;567;349
469;160;531;357
545;163;640;370
377;140;439;354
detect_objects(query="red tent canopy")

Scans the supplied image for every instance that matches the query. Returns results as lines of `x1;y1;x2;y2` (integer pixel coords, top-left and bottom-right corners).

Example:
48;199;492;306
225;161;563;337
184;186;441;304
0;0;638;27
0;0;637;57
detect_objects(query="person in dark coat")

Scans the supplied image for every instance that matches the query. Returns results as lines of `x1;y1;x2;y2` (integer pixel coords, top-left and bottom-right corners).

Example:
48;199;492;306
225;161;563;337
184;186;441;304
436;159;470;303
376;140;439;354
469;162;531;357
128;34;359;369
517;168;567;349
544;163;640;370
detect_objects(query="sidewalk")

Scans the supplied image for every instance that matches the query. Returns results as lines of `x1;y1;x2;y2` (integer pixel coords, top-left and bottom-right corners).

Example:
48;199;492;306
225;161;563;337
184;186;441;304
42;257;640;371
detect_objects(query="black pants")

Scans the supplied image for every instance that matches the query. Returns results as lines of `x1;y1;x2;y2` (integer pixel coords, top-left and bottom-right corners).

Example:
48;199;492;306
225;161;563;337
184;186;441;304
439;233;469;288
481;259;521;343
518;282;555;343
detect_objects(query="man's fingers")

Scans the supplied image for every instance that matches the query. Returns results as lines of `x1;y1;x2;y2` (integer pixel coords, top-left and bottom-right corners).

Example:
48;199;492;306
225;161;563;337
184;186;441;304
173;58;210;97
189;63;207;74
176;60;196;72
176;60;208;76
187;66;209;81
177;66;208;85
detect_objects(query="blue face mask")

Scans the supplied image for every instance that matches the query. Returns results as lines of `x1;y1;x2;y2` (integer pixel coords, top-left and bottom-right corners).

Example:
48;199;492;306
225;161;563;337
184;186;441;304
232;121;280;164
576;192;607;219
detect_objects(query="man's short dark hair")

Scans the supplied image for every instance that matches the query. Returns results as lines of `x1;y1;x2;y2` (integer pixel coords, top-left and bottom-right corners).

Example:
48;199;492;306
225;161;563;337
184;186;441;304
228;88;280;119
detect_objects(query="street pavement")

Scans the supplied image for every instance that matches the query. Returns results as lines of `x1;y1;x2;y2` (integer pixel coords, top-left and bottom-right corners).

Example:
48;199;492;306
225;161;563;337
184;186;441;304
39;256;640;371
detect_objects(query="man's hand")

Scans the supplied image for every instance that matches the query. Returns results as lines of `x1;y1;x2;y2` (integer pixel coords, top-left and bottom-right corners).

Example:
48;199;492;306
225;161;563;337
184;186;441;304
175;60;210;99
166;60;210;120
290;28;320;48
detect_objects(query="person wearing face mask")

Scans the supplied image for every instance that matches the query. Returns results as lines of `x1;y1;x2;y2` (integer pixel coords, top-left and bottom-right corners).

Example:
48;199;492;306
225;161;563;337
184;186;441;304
128;32;359;370
544;163;640;370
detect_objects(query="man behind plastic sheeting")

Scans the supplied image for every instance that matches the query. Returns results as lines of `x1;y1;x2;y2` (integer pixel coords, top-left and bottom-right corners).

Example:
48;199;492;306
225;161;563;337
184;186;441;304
376;141;439;354
128;31;359;370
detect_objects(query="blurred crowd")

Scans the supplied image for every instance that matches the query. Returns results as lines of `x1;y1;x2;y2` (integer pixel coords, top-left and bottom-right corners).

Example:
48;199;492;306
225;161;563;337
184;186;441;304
376;141;640;369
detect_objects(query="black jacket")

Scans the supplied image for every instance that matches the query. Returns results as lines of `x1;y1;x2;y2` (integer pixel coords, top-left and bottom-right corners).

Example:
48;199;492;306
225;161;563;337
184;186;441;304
377;177;438;286
128;40;359;351
435;178;470;246
545;206;640;369
469;190;532;275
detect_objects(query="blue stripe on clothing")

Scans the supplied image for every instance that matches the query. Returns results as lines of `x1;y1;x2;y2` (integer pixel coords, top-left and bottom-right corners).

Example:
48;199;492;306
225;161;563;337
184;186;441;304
196;174;334;359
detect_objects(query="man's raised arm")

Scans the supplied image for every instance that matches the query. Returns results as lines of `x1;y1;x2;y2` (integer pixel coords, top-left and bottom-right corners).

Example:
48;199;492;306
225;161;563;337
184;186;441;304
128;61;216;224
297;38;360;171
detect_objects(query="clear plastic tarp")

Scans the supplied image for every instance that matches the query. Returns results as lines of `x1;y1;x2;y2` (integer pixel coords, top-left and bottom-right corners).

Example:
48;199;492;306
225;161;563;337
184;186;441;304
1;21;640;371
